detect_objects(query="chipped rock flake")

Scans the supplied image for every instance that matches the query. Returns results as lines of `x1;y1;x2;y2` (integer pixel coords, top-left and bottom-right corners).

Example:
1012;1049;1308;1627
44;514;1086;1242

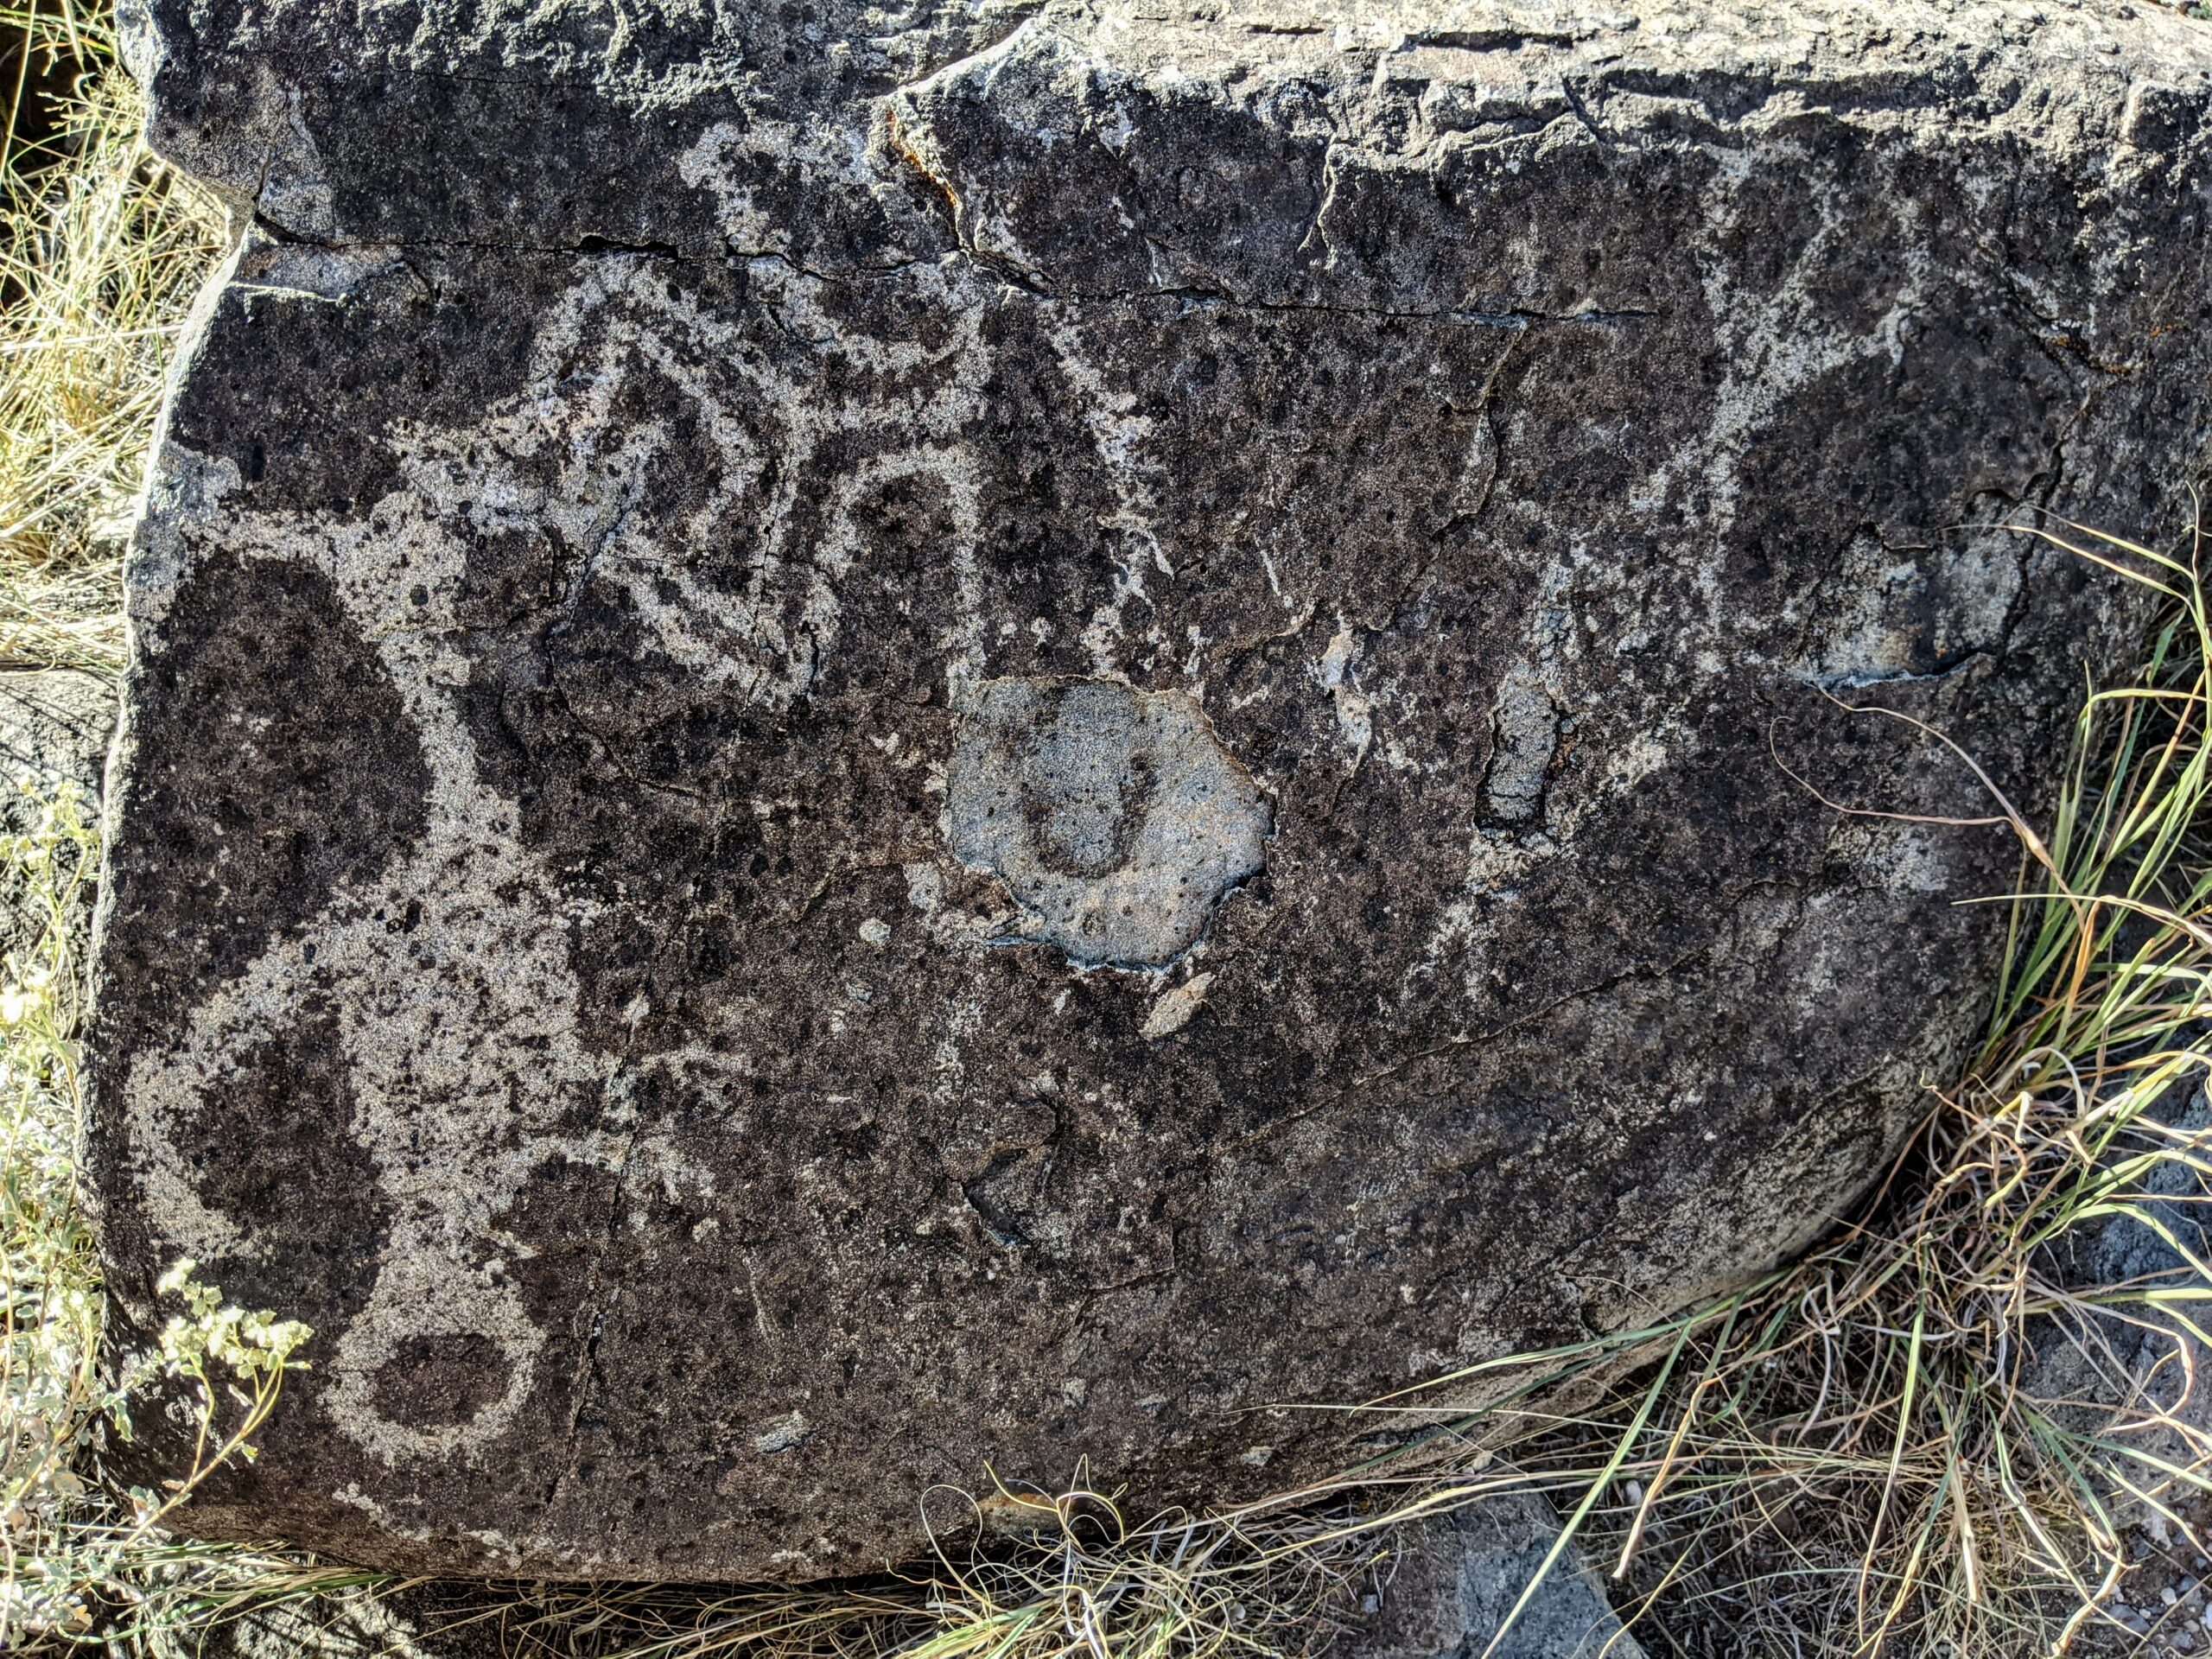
1141;971;1217;1039
753;1411;814;1455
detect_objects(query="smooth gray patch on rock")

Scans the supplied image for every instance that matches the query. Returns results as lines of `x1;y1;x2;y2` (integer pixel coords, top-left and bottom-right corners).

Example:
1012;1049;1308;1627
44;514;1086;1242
945;677;1268;965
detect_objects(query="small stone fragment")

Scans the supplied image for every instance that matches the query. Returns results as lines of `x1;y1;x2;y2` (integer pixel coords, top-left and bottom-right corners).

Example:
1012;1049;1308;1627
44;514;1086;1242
752;1413;813;1455
1331;1495;1644;1659
1140;972;1217;1040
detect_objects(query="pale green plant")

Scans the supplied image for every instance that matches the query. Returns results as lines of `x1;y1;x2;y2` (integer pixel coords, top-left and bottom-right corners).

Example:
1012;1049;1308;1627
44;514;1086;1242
0;778;315;1651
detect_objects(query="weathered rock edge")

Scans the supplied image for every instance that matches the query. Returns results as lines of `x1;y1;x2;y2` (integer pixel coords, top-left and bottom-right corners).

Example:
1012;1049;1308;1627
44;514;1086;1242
88;0;2212;1580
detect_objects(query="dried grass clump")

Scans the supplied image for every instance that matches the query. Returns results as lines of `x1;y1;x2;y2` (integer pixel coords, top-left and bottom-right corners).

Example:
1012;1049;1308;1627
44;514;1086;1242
0;0;223;670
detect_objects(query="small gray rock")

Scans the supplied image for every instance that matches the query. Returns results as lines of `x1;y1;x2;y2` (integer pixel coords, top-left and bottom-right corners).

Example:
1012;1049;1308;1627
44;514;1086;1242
2031;1087;2212;1489
0;668;114;955
1337;1495;1644;1659
0;667;114;792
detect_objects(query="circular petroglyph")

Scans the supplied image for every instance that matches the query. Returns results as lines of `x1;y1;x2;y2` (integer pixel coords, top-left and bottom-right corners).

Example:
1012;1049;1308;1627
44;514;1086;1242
944;677;1269;966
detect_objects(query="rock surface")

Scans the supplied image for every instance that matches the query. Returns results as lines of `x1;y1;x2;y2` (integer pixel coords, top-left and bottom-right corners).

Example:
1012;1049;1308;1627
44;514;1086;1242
90;0;2212;1580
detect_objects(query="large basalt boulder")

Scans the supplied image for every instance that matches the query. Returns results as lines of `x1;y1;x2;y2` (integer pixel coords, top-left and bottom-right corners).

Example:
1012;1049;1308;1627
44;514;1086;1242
88;0;2212;1580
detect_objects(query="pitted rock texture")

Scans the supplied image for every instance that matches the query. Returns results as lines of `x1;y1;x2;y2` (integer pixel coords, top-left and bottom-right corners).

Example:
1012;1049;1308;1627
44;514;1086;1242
89;0;2212;1581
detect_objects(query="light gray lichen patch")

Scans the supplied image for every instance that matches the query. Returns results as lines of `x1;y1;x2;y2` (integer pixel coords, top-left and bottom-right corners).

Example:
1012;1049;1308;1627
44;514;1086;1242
944;677;1268;967
1792;530;2024;690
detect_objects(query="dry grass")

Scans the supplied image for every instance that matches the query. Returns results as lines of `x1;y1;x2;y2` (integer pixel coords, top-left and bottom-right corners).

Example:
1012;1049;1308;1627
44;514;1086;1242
0;0;223;670
4;1;2212;1654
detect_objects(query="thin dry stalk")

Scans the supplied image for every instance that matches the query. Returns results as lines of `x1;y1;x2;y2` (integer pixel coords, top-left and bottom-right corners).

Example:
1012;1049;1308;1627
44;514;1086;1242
0;0;223;671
